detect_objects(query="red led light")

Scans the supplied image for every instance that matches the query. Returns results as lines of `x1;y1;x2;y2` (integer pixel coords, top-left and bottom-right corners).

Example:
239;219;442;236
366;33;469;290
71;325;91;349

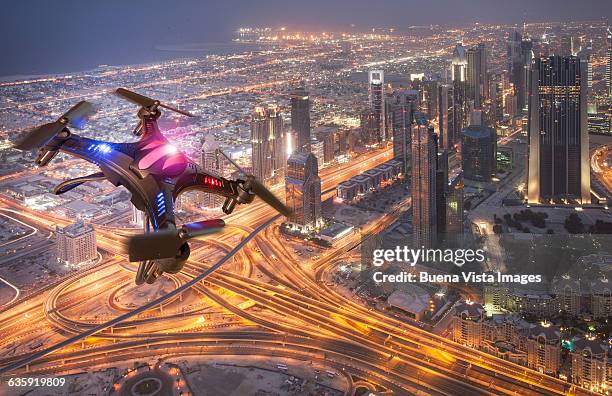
204;176;222;188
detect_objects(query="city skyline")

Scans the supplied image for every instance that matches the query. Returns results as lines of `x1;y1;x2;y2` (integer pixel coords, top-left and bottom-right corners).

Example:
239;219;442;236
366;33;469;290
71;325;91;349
1;1;612;77
0;8;611;396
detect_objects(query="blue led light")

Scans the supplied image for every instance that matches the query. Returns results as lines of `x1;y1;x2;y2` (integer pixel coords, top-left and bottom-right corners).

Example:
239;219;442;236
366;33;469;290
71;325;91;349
156;192;166;216
87;142;113;154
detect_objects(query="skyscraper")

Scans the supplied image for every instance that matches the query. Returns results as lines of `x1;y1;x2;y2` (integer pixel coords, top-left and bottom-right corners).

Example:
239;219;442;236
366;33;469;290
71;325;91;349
461;125;497;182
311;139;325;170
445;172;464;236
368;70;386;142
285;152;322;231
577;41;593;93
507;30;522;72
360;109;379;146
509;31;533;112
438;83;455;150
467;43;488;108
388;89;418;175
434;135;448;235
527;56;590;204
411;114;437;248
290;87;311;153
451;42;468;147
423;80;439;120
607;27;612;96
251;104;285;185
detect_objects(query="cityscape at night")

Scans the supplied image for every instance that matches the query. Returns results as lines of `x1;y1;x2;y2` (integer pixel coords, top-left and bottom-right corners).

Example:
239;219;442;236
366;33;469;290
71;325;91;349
0;1;611;395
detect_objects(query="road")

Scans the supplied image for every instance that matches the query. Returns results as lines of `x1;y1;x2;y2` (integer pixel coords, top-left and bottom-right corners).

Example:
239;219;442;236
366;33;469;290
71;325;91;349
0;144;599;396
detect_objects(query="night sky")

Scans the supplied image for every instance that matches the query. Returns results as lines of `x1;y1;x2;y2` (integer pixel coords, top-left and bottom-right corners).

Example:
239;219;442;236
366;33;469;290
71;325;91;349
1;0;611;77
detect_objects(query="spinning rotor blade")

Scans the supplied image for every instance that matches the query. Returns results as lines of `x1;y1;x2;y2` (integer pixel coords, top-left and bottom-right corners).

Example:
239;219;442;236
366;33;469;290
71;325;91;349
247;176;293;218
128;219;225;262
14;101;95;150
116;87;195;117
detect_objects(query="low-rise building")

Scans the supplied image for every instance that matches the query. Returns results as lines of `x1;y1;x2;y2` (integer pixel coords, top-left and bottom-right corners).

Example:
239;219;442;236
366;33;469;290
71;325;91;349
452;301;485;348
589;278;611;319
387;287;430;321
56;221;97;266
526;322;562;375
570;336;609;393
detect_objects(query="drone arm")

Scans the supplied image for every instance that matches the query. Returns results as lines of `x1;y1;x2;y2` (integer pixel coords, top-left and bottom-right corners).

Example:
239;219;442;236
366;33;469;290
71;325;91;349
174;168;254;214
53;172;106;195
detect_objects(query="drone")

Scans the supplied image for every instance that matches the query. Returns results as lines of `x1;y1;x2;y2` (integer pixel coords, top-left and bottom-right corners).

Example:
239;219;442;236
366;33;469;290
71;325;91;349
14;88;291;285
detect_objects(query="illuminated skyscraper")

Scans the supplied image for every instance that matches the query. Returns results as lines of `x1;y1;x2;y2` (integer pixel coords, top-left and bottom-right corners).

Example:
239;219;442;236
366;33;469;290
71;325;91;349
251;104;285;185
445;172;464;236
507;30;522;72
368;70;386;142
438;84;455;150
285;152;322;231
388;89;418;175
423;80;439;120
461;125;496;182
607;27;612;96
434;136;448;235
311;139;324;170
360;109;379;146
411;114;437;248
577;40;593;93
290;87;311;153
451;42;468;83
466;43;488;108
451;42;468;146
527;56;590;204
508;31;533;112
433;133;464;241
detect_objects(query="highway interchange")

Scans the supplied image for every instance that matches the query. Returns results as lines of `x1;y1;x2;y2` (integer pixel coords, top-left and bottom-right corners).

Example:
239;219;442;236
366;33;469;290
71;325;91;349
0;144;601;396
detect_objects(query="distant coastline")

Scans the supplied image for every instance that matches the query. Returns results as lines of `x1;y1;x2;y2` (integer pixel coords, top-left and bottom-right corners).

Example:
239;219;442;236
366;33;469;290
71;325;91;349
0;41;275;83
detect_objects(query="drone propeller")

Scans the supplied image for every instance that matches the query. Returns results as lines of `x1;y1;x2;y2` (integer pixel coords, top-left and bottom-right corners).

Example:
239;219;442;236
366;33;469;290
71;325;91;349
245;175;293;217
14;101;95;150
216;149;293;218
115;88;195;117
128;219;225;262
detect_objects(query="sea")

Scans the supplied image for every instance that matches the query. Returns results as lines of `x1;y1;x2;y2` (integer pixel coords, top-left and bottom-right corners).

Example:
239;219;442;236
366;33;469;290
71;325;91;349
0;41;273;83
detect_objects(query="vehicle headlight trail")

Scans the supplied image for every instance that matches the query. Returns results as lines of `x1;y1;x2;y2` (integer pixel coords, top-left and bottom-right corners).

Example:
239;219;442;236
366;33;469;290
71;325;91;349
0;215;279;375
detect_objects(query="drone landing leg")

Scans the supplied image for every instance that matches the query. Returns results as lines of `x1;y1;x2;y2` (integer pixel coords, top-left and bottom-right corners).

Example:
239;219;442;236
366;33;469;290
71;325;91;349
135;215;160;285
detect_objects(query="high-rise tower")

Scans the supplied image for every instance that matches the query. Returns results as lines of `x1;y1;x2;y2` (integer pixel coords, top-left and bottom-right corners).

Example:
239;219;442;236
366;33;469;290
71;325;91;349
251;104;285;185
438;84;455;150
368;70;386;142
285;152;322;231
411;114;437;248
467;43;488;108
607;27;612;96
509;31;533;112
527;56;590;204
290;87;311;153
451;42;468;146
461;125;497;182
388;89;418;175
